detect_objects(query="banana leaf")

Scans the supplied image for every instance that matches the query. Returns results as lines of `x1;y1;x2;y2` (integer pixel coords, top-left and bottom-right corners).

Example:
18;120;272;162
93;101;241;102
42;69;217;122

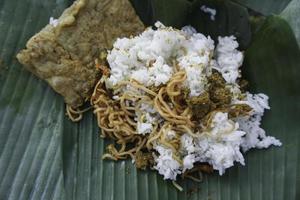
234;0;292;15
0;0;299;200
281;0;300;47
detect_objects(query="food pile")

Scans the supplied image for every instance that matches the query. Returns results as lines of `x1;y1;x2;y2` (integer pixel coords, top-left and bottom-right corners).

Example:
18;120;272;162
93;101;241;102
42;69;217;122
91;22;281;181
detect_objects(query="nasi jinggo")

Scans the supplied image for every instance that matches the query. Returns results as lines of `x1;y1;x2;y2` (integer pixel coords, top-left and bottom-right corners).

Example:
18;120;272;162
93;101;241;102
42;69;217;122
91;22;282;182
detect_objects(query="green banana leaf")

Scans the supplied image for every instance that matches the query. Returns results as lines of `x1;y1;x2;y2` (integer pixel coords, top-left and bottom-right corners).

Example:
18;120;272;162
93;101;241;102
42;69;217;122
233;0;300;47
234;0;292;15
281;0;300;47
0;0;299;200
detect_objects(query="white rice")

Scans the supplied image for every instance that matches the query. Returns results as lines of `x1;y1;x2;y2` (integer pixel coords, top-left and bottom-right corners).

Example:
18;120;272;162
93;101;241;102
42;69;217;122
153;145;181;180
106;22;215;97
215;36;244;84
